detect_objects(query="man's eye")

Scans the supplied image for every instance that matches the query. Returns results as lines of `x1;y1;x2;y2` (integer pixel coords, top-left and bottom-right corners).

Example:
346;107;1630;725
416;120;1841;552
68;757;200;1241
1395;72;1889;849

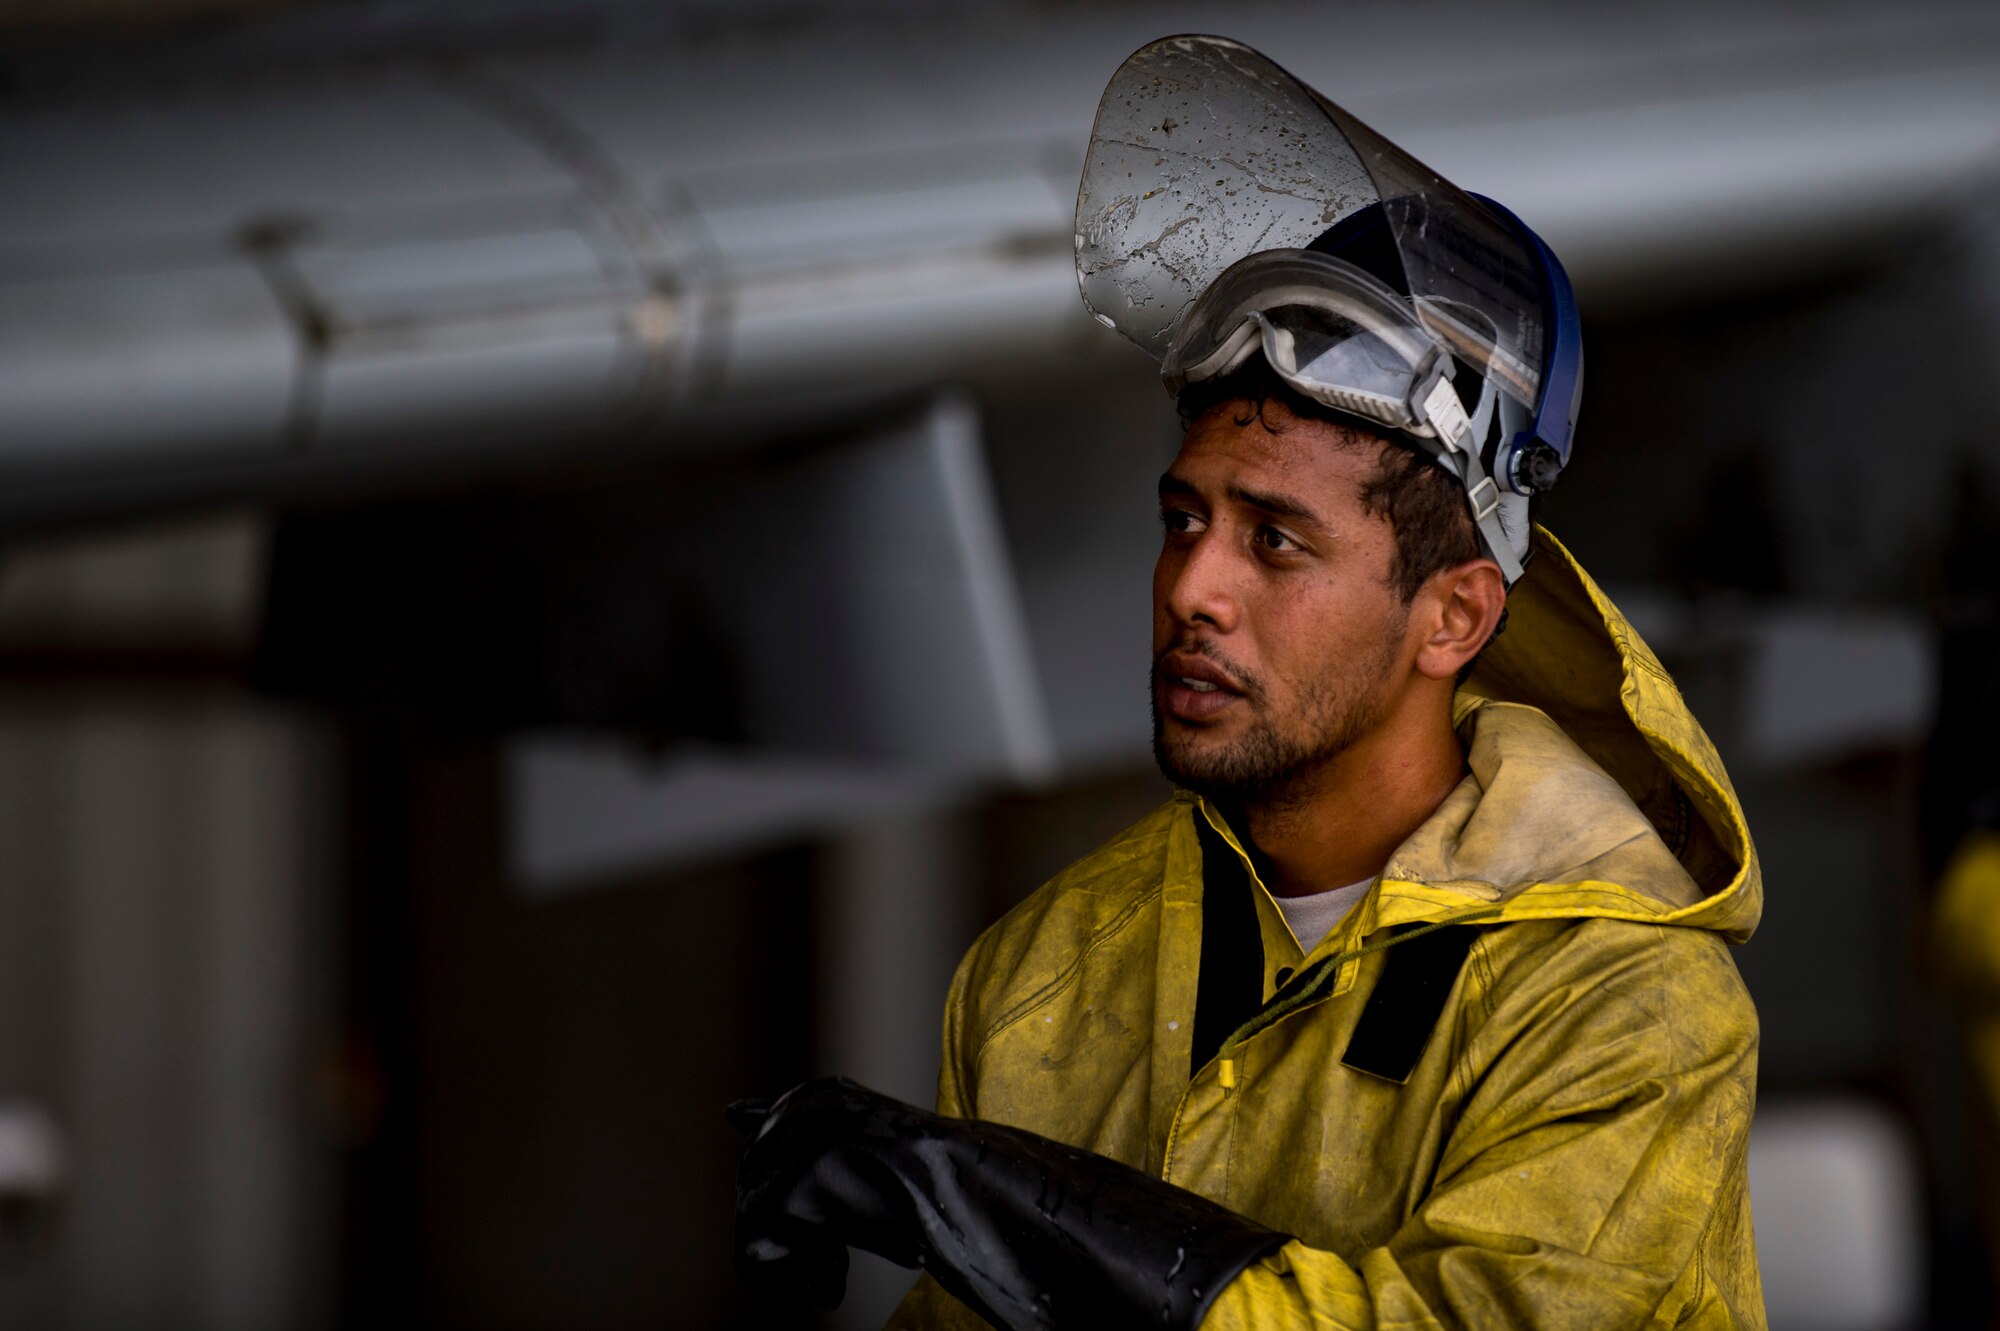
1257;525;1302;552
1160;509;1205;535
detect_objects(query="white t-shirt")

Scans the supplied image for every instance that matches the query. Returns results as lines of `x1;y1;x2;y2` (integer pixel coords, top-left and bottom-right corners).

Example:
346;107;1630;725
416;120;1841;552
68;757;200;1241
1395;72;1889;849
1272;879;1374;955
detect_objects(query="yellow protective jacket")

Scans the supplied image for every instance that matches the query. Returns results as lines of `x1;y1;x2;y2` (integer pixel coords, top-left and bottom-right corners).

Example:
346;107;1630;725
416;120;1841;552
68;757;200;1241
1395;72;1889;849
1933;830;2000;1283
889;528;1765;1331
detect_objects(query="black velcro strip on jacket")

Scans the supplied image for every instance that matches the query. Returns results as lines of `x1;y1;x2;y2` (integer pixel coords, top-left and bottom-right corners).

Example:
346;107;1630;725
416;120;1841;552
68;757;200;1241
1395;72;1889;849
1340;926;1481;1084
1191;812;1265;1079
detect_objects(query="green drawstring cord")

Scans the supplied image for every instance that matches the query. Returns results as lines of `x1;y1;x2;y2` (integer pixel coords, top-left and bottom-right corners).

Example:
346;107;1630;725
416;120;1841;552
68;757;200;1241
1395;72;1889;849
1213;907;1501;1092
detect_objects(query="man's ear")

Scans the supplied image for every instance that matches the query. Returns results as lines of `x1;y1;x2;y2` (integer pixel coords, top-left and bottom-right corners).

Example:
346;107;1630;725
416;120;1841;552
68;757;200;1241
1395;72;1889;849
1412;560;1507;681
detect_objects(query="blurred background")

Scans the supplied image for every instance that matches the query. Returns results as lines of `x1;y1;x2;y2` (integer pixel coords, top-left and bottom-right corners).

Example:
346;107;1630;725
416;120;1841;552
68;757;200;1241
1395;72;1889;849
0;0;1997;1327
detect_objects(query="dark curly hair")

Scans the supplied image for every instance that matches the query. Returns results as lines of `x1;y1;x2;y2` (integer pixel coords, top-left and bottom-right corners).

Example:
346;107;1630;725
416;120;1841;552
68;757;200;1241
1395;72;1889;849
1176;360;1484;604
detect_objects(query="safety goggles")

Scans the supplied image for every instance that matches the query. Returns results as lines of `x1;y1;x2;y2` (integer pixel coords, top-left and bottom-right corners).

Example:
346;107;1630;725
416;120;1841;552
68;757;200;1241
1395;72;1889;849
1160;249;1459;438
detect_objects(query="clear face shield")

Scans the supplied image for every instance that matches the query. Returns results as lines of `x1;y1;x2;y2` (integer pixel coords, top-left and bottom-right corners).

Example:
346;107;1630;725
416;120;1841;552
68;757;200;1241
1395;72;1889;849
1075;35;1583;586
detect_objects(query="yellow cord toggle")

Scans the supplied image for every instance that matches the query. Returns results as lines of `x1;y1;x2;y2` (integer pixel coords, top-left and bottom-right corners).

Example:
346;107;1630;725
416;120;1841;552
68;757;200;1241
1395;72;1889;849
1218;1058;1236;1091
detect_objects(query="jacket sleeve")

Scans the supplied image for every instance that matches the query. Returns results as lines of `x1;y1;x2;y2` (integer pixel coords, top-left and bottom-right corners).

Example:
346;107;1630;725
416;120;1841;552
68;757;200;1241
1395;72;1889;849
883;942;1000;1331
1202;923;1764;1331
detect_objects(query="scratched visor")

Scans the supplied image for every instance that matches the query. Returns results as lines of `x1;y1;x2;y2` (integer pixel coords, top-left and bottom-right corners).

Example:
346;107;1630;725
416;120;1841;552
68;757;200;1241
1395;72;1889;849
1074;34;1544;418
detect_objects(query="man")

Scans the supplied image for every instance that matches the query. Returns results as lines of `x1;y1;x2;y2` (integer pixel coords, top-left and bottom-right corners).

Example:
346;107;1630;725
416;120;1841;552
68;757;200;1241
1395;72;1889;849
732;35;1764;1330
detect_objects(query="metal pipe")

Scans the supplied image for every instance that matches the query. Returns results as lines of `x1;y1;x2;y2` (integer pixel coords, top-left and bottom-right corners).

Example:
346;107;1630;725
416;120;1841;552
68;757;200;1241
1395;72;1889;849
1;2;1995;523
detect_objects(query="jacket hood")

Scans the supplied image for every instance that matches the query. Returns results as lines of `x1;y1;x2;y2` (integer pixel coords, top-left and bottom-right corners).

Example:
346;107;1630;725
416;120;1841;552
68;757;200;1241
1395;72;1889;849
1371;525;1760;943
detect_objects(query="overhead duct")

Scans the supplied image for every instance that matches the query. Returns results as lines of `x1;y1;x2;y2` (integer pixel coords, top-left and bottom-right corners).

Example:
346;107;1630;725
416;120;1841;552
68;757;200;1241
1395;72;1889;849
0;2;1996;529
0;55;1086;526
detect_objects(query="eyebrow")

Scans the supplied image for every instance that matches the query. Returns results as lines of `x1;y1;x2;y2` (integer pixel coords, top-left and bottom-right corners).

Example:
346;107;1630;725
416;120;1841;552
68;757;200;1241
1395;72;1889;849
1158;472;1329;531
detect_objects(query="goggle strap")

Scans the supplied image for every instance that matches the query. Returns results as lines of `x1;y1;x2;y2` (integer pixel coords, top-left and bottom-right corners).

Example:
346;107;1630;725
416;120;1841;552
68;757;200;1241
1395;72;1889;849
1438;442;1526;588
1419;376;1470;451
1470;484;1524;586
1418;371;1524;588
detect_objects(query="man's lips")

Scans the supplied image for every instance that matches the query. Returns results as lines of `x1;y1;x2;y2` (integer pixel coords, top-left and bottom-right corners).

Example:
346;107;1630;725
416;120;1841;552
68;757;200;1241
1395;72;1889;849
1157;650;1247;723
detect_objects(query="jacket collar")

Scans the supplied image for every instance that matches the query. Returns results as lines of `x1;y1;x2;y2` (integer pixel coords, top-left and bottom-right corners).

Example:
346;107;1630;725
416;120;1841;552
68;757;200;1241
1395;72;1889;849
1385;525;1759;942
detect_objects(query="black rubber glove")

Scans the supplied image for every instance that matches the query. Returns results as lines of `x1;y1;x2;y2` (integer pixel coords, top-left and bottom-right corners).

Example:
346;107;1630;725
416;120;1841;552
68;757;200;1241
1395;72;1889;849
728;1076;1290;1331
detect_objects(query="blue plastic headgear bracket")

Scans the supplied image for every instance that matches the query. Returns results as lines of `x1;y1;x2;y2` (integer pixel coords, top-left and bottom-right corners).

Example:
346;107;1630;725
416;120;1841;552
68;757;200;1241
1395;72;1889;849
1467;194;1583;493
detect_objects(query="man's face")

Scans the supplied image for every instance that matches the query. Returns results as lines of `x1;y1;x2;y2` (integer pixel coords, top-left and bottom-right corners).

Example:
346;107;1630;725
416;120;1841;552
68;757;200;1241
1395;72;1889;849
1152;397;1417;804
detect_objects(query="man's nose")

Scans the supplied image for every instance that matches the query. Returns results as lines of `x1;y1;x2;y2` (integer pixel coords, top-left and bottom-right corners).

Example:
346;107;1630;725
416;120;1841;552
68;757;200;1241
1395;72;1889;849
1161;531;1242;634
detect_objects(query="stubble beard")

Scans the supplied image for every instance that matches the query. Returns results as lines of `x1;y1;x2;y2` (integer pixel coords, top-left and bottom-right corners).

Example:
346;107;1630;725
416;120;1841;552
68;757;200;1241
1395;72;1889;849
1150;619;1407;811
